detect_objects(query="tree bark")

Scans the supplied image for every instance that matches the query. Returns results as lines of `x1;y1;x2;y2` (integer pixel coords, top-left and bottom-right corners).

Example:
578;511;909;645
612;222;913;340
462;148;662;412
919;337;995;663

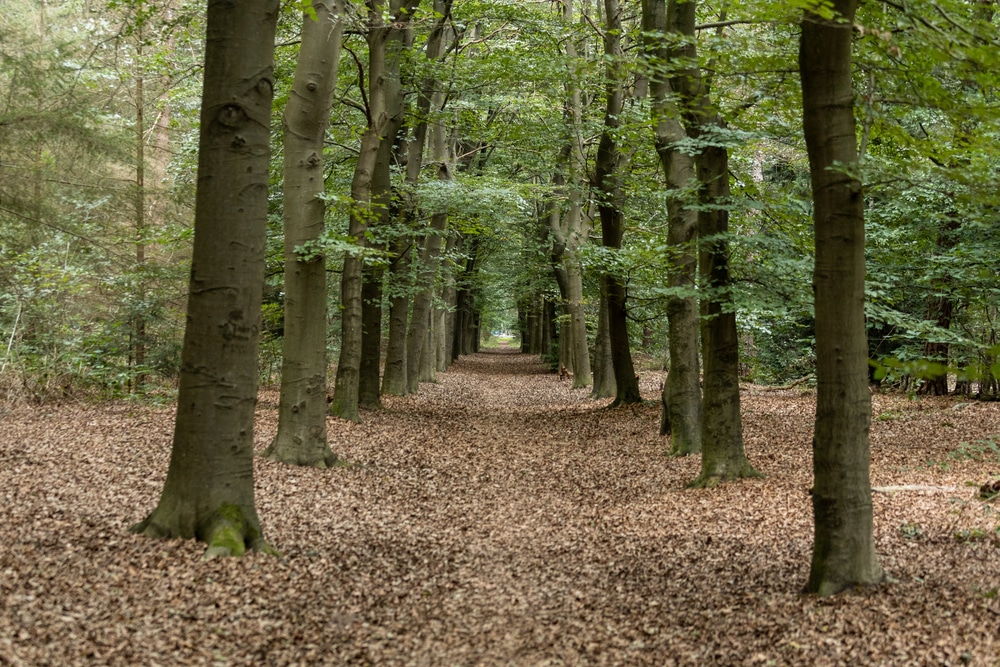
381;237;411;394
595;0;640;406
330;1;393;423
592;285;616;398
359;5;413;408
265;1;343;467
402;0;452;394
800;0;885;596
694;144;757;485
642;0;700;453
131;0;279;556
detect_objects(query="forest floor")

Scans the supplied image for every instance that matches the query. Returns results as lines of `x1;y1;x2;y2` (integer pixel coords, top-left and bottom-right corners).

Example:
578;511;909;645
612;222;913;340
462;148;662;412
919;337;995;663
3;350;1000;666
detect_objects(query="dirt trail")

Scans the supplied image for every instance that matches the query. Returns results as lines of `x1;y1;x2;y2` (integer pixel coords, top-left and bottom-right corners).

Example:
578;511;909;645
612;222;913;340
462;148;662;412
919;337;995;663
2;351;1000;665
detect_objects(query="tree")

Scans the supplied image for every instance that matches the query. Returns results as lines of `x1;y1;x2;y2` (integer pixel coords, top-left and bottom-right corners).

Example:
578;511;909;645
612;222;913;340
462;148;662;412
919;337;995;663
330;0;396;422
130;0;279;556
548;0;592;390
400;0;456;394
642;0;700;454
359;0;417;408
594;0;640;406
800;0;885;595
263;1;344;468
669;3;756;486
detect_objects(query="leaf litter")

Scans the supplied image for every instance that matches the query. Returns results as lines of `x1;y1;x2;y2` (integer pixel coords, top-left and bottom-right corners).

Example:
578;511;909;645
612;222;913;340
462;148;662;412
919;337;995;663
2;350;1000;665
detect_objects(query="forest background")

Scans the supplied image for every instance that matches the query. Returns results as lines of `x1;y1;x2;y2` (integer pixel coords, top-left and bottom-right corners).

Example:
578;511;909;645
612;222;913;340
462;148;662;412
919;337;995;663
3;0;998;405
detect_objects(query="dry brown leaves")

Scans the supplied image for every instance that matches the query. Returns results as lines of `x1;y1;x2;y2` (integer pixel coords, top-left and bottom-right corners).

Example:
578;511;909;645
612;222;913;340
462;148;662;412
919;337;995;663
2;351;1000;666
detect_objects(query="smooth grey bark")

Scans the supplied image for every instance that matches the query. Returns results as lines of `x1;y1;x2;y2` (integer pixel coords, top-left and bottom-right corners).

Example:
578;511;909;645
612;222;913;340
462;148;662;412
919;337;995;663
265;1;343;468
131;0;279;556
595;0;639;405
406;191;449;393
693;143;757;485
381;236;411;395
642;0;700;453
541;0;591;389
359;3;413;409
330;0;393;423
401;0;452;394
667;3;756;486
592;286;617;398
800;0;885;596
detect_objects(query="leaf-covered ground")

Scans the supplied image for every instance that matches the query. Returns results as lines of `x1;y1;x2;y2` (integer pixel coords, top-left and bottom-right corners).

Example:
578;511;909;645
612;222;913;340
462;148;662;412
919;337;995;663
3;350;1000;666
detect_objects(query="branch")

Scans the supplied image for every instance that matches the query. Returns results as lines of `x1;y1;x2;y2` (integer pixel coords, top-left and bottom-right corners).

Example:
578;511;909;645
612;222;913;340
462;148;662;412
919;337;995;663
694;19;766;31
342;44;370;123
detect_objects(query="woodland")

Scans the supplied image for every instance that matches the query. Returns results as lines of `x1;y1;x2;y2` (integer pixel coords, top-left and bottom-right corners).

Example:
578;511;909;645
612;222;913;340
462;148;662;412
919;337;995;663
2;0;1000;663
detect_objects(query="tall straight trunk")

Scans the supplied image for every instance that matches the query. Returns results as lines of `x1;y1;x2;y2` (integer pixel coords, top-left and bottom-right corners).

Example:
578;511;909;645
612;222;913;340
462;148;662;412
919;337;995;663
331;1;393;423
592;285;616;398
406;200;448;392
359;3;414;408
436;234;458;372
400;0;452;393
595;0;639;405
666;2;755;485
381;237;411;394
800;0;885;596
133;32;147;393
543;0;592;389
642;0;700;453
131;0;279;555
694;144;757;484
265;1;342;467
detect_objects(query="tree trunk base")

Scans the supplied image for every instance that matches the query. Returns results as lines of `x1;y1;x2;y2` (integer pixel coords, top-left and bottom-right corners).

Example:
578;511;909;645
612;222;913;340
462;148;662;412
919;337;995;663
804;569;887;597
667;439;701;457
689;462;762;488
261;439;339;469
130;503;274;560
328;397;360;423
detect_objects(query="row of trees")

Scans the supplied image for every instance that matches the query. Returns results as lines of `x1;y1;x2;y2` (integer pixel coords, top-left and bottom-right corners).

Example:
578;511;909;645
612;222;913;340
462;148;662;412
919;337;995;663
3;0;997;595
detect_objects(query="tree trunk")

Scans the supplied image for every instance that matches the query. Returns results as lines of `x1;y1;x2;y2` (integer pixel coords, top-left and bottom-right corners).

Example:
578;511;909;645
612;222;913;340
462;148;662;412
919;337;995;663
642;0;700;453
800;0;885;596
265;1;343;467
694;144;757;485
133;33;147;393
406;191;449;393
401;0;452;393
359;3;413;408
592;284;616;398
131;0;279;556
381;237;411;395
595;0;640;406
330;1;393;423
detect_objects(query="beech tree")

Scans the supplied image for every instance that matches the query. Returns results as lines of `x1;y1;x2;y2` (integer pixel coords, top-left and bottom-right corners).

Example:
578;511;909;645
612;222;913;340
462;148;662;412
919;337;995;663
594;0;640;406
330;0;398;422
642;0;701;454
264;1;343;468
800;0;885;595
669;2;756;486
131;0;279;555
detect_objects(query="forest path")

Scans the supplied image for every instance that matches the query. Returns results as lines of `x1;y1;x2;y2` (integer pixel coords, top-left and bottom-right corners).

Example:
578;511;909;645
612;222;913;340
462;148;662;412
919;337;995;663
2;352;1000;664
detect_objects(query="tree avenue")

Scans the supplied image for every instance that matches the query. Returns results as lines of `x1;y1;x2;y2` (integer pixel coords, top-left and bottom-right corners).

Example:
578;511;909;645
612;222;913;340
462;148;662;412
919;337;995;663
4;0;999;599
